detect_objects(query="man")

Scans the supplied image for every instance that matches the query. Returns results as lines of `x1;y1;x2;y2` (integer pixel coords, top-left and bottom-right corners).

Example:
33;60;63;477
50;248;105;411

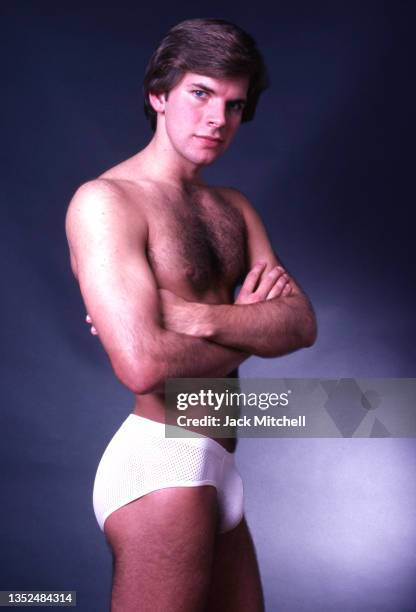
66;18;316;612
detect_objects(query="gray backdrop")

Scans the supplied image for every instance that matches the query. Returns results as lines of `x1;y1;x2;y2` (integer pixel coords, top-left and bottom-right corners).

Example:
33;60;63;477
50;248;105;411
1;2;415;611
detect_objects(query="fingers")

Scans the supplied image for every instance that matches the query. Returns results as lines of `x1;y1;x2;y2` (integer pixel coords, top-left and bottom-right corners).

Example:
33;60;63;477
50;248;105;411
236;261;267;302
253;266;291;301
265;270;292;300
85;313;98;336
236;263;293;304
253;266;285;301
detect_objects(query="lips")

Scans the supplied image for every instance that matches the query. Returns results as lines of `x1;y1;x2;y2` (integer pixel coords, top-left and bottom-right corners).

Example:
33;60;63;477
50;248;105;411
194;135;223;145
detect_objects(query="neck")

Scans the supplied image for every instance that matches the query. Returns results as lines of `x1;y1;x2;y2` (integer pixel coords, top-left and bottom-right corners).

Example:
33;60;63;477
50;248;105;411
138;130;205;188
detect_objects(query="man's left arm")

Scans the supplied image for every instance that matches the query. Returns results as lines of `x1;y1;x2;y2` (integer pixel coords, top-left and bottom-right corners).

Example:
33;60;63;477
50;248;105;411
161;190;317;358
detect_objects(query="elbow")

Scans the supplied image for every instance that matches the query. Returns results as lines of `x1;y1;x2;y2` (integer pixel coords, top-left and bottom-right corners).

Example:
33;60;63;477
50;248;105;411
294;298;318;349
302;312;318;348
260;311;318;359
113;357;166;395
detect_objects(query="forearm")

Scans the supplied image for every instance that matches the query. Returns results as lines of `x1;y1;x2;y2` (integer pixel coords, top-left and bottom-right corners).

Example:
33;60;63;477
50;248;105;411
127;328;249;394
155;328;248;378
195;294;317;357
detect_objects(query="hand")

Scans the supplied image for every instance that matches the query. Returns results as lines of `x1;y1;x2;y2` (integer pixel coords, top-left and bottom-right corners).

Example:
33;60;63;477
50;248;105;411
159;288;210;337
85;314;98;335
235;261;292;305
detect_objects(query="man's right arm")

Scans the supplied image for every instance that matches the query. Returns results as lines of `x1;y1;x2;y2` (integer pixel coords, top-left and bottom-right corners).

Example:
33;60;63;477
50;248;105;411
65;179;248;394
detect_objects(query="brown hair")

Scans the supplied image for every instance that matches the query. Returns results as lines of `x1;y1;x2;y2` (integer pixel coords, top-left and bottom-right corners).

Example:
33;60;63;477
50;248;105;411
143;18;269;132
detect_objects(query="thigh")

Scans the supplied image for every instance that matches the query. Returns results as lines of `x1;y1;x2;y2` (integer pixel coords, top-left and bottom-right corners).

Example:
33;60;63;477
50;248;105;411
206;516;264;612
105;485;218;612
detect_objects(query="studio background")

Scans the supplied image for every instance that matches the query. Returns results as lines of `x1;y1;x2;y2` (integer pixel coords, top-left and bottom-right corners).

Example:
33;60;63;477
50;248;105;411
1;2;415;611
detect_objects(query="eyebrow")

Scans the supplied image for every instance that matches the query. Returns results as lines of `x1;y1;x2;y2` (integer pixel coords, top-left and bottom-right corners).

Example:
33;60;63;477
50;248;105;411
188;82;246;105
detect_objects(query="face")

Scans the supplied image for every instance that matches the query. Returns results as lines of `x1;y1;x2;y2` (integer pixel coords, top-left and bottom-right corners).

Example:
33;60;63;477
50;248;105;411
151;72;249;166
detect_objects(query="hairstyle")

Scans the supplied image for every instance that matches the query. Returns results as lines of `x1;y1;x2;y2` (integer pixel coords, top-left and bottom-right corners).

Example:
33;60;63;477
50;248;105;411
143;18;269;132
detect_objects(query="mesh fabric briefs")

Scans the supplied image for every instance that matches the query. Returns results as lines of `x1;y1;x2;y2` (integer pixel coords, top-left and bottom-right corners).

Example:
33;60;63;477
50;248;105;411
93;414;244;533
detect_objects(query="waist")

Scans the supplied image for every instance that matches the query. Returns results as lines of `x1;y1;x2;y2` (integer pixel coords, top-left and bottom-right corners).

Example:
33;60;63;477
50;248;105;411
133;392;237;453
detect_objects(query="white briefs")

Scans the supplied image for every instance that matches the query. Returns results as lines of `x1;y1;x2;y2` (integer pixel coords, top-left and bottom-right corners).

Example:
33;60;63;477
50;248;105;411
93;413;244;533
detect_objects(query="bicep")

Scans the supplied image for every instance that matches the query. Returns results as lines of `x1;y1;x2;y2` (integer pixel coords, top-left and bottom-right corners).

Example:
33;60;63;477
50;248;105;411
66;182;161;380
238;194;305;296
78;248;160;368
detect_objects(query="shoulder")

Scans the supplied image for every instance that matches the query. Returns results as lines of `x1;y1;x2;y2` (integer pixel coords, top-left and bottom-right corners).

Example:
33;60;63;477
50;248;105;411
66;178;123;222
213;186;263;225
65;178;149;239
65;180;152;274
67;177;139;217
214;186;249;206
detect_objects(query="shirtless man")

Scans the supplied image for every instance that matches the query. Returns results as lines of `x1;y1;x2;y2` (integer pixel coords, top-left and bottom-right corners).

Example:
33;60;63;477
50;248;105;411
65;18;316;612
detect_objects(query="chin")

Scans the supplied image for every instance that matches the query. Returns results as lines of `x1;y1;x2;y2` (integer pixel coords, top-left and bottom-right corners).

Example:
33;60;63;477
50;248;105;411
193;148;224;165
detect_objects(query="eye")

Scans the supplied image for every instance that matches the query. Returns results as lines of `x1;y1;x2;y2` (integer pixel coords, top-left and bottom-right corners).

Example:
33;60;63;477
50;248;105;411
192;89;207;99
228;101;245;113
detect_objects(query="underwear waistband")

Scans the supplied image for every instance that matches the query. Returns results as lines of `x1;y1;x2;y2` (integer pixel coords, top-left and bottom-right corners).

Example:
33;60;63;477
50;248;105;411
126;413;235;461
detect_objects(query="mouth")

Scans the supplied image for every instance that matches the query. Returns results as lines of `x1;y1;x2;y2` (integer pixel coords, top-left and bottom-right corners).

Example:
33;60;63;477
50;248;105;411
194;135;224;146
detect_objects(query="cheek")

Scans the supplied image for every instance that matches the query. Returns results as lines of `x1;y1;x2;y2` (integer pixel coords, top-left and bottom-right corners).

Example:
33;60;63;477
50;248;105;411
224;119;241;141
167;102;200;133
182;104;200;125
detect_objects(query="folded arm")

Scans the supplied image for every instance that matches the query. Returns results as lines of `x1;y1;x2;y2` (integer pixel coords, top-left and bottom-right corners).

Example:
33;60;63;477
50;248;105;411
66;180;248;394
159;189;317;358
161;289;315;357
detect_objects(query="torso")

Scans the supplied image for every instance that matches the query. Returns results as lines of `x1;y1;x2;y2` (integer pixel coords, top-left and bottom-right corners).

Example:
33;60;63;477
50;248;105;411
83;156;248;451
146;182;247;300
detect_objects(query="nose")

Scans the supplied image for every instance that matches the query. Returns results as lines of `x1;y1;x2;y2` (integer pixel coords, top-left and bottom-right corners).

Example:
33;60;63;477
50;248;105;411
206;100;226;129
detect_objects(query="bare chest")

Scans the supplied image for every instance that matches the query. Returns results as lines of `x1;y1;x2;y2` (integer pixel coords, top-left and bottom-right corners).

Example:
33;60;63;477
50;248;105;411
147;192;247;295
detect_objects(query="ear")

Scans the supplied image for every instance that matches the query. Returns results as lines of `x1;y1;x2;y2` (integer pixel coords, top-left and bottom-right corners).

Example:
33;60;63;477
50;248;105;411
149;91;166;113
